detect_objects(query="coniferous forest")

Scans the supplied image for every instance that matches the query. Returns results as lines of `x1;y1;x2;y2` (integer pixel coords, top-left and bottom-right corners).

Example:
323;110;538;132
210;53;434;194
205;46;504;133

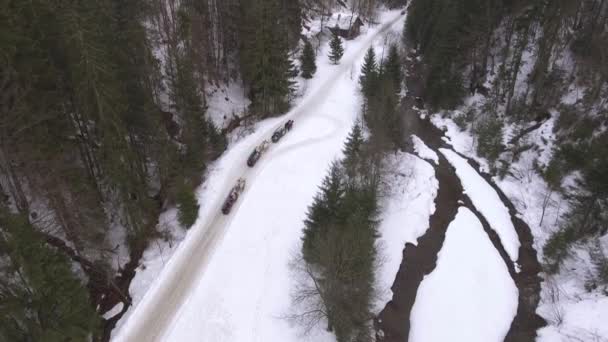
2;0;607;340
0;0;402;340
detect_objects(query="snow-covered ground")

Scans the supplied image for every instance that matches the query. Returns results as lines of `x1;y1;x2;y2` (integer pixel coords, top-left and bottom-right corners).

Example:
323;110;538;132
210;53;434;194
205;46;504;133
409;207;518;342
206;82;250;129
112;9;406;342
537;245;608;342
375;151;438;308
411;135;438;165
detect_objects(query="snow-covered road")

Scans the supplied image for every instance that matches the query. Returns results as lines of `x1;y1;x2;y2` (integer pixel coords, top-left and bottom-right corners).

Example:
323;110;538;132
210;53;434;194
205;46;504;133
113;11;405;342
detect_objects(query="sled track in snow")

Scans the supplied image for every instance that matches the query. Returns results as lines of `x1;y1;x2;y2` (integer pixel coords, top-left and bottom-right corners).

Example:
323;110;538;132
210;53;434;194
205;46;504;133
113;13;404;342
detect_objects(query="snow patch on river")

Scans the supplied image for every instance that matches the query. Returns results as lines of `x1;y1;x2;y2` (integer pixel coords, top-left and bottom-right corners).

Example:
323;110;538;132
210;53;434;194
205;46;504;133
409;207;518;342
440;148;520;263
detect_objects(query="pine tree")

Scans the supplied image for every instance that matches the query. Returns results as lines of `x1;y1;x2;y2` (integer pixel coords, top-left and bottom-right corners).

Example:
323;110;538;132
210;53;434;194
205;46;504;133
365;77;402;149
285;54;299;99
328;34;345;64
384;44;402;93
343;123;364;178
0;211;100;341
300;40;317;79
359;47;378;100
343;123;364;160
301;162;345;263
380;82;402;148
297;152;381;340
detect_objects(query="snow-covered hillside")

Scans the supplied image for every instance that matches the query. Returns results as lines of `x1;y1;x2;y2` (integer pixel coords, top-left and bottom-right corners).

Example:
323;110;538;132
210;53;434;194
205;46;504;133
433;114;608;341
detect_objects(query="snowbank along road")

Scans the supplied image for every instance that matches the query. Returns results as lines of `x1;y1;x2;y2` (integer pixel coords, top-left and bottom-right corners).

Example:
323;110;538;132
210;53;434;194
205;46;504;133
113;12;405;342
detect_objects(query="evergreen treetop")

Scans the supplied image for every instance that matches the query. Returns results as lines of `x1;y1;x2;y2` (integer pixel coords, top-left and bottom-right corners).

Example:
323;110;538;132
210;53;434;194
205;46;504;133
241;0;293;116
343;122;364;159
300;40;317;79
301;161;345;263
328;34;344;64
359;47;378;100
383;44;402;93
343;122;365;179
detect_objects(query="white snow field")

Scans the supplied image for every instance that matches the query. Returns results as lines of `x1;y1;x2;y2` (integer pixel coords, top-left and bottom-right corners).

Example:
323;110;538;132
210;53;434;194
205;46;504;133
409;207;519;342
113;10;405;342
440;148;520;263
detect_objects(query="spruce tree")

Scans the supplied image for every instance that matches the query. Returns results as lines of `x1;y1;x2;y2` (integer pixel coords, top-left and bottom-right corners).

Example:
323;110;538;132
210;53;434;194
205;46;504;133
285;54;299;99
0;212;100;341
300;40;317;79
328;34;344;64
301;162;345;263
343;123;364;160
384;44;402;93
359;47;378;100
380;82;402;148
343;123;364;178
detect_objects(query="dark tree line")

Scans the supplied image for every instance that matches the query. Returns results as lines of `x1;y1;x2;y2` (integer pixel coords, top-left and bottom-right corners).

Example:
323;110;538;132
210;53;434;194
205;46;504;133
359;46;403;149
406;0;608;114
239;0;301;116
0;0;232;337
0;0;412;338
0;0;306;338
291;39;406;342
295;123;382;342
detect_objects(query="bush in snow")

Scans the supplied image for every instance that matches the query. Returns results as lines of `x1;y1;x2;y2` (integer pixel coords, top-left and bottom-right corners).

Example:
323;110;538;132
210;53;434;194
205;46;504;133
176;184;199;229
544;133;608;273
473;114;504;171
585;240;608;292
543;227;577;274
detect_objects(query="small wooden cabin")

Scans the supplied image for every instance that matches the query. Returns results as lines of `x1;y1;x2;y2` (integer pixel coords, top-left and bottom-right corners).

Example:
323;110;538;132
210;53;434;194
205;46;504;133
329;17;364;40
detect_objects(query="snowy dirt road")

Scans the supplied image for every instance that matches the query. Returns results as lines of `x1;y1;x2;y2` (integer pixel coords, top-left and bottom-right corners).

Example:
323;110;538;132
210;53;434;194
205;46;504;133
113;12;405;342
